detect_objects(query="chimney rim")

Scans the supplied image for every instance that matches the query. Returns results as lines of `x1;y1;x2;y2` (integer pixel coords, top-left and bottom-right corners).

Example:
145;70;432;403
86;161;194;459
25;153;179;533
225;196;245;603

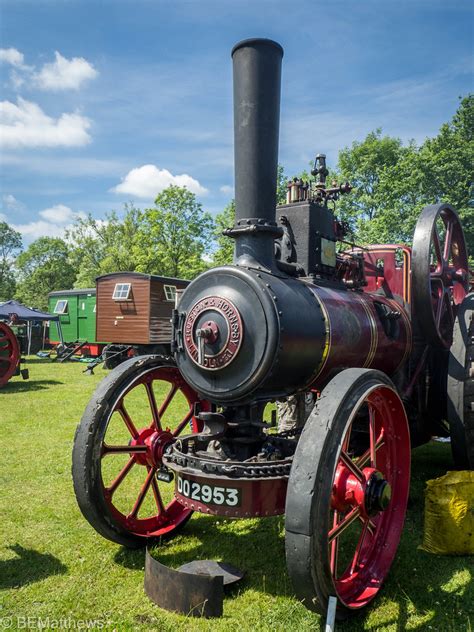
231;38;284;59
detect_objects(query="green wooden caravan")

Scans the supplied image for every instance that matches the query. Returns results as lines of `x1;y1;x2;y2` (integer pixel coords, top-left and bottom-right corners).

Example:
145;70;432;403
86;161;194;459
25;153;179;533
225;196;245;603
48;289;96;349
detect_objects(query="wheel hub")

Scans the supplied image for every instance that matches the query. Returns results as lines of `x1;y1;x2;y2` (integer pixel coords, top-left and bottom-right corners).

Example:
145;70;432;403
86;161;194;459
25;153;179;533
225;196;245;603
332;463;391;517
130;428;174;467
365;471;392;515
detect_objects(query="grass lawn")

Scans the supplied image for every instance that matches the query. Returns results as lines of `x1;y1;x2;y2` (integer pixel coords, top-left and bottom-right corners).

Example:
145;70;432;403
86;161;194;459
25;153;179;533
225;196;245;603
1;357;472;631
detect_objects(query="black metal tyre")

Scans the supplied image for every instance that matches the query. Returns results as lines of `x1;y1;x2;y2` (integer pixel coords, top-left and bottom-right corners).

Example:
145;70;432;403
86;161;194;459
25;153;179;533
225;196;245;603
447;293;474;469
72;354;207;548
411;203;469;348
285;368;410;618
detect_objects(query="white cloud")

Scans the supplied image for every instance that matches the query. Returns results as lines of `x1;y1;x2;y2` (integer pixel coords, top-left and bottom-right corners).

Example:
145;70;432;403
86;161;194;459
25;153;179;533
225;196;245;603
0;48;25;67
11;204;86;241
2;194;24;211
220;185;234;195
0;98;91;149
10;220;69;240
112;164;208;198
34;51;98;91
0;213;7;222
39;204;84;223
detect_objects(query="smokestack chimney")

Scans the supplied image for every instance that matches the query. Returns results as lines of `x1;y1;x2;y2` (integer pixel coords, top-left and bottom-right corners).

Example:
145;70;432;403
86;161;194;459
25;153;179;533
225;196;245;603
227;38;284;269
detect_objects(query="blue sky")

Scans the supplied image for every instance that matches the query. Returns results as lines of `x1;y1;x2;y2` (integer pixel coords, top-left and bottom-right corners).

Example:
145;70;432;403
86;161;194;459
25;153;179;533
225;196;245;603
0;0;472;244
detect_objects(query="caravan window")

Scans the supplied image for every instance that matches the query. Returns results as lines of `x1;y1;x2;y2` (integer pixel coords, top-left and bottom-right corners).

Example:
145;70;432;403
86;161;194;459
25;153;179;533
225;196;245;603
54;299;68;314
112;283;132;301
164;285;177;301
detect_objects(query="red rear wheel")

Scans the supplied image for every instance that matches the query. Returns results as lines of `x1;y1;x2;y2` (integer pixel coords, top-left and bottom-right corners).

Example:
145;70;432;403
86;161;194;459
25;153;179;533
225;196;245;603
72;355;209;548
286;369;410;618
0;322;20;387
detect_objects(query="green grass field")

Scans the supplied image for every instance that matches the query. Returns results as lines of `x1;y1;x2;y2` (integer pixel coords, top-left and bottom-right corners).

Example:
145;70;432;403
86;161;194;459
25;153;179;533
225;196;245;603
1;357;472;631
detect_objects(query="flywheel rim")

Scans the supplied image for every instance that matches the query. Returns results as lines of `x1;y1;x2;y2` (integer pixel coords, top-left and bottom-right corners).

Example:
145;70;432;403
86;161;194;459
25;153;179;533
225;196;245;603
411;203;469;348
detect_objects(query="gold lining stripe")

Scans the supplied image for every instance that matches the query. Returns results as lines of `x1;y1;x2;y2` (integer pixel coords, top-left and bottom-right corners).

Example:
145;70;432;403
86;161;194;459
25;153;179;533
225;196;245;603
357;296;378;368
306;288;331;386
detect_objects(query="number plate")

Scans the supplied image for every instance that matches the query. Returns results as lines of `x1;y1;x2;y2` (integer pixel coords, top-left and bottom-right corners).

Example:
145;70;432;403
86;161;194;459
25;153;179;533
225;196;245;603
176;475;241;507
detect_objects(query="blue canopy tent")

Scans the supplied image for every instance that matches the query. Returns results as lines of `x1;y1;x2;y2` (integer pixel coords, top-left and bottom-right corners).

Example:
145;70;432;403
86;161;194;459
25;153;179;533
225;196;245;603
0;300;62;354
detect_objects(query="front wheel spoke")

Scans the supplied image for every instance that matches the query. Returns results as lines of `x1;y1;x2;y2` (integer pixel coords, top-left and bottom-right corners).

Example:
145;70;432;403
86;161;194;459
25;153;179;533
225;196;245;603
342;421;353;452
117;403;139;439
339;450;364;482
350;519;370;575
145;382;162;431
172;408;194;437
150;472;166;515
107;456;135;494
357;430;385;469
128;467;155;518
358;515;377;535
330;511;339;577
328;506;361;543
159;384;178;419
368;405;377;468
102;444;147;456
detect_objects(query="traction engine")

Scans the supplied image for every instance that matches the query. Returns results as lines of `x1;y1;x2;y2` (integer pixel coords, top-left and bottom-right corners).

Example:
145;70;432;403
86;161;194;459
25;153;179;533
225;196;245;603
72;39;472;618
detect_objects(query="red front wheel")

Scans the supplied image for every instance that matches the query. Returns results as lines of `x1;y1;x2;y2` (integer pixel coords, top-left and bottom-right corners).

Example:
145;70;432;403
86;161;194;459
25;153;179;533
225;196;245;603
285;368;410;618
0;322;20;387
72;355;209;548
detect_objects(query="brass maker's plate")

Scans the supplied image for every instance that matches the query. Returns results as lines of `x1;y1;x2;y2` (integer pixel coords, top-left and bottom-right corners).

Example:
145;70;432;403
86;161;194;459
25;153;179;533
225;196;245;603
184;295;243;370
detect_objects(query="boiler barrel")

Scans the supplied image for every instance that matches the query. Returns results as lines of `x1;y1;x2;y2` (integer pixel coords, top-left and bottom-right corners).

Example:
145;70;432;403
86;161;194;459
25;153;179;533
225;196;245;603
307;284;412;388
174;267;411;404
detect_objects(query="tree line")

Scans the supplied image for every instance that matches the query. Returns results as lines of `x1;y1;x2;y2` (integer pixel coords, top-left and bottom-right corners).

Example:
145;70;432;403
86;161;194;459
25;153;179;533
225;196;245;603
1;95;472;311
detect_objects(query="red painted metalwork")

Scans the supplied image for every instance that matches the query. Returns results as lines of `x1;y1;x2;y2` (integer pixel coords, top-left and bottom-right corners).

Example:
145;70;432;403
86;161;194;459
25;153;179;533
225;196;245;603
99;365;208;539
0;322;20;387
357;245;411;304
328;384;410;609
307;285;412;388
173;470;288;518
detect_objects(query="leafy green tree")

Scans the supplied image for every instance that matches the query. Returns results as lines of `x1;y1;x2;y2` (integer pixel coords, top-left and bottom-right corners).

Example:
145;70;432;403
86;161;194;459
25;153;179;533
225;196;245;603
419;94;474;255
332;97;473;253
335;130;405;242
15;237;75;310
0;222;22;301
67;206;143;287
212;200;235;266
136;186;214;279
